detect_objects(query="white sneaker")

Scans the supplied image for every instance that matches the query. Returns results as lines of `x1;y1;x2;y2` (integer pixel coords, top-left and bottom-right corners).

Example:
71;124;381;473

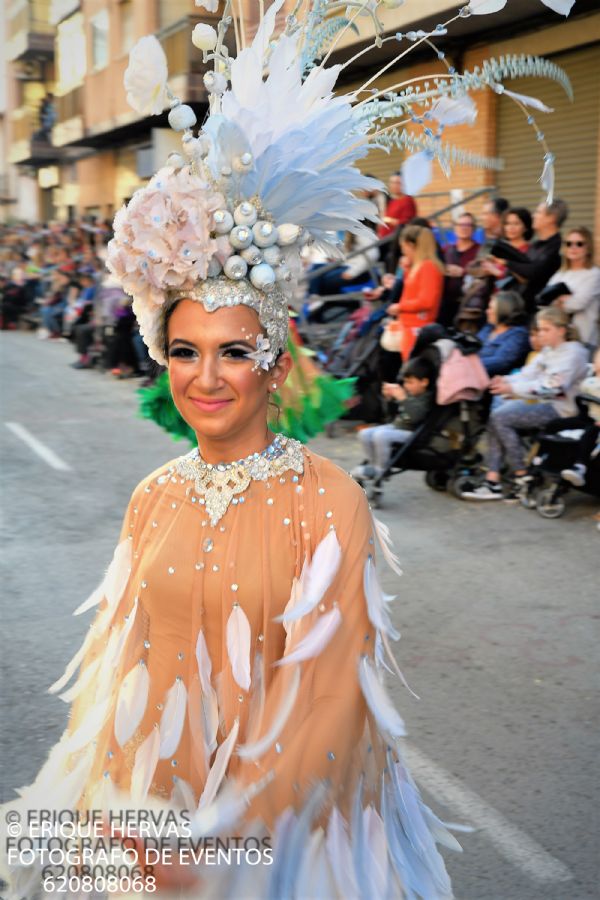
37;327;50;340
350;464;380;481
462;481;504;501
561;463;586;487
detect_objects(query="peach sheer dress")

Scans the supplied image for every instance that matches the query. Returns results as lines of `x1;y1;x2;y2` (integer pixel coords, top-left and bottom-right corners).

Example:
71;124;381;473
1;440;460;898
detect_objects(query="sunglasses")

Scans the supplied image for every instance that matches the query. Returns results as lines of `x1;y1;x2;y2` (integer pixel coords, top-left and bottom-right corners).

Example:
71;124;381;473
566;240;585;247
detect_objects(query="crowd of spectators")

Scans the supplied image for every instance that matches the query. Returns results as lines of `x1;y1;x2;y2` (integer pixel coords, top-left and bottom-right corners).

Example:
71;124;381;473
304;174;599;509
2;182;599;507
0;218;153;382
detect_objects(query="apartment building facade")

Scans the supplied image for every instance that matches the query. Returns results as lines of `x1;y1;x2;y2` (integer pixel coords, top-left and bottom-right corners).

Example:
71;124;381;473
2;0;599;249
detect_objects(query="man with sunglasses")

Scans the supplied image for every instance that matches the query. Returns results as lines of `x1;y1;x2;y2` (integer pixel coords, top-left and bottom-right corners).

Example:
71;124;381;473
491;199;567;316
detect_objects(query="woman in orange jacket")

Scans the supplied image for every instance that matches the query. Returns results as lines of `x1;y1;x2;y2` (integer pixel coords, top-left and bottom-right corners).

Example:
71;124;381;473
388;225;445;360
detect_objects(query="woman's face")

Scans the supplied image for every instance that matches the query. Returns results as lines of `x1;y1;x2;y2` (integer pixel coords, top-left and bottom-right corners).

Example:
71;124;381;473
167;300;291;445
503;214;526;243
565;231;588;267
537;318;566;349
486;299;498;325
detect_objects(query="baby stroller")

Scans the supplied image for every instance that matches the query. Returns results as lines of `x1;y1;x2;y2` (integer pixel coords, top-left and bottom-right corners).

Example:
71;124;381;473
364;328;490;507
518;393;600;518
325;303;390;423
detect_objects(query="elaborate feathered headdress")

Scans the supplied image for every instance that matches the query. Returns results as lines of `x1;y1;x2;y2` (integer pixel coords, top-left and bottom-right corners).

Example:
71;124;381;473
107;0;575;368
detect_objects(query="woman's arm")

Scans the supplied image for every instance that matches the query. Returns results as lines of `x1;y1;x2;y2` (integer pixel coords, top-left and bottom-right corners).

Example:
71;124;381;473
561;269;600;314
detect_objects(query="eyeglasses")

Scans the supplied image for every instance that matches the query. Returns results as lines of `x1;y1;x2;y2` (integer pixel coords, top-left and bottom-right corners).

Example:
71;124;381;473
566;240;585;247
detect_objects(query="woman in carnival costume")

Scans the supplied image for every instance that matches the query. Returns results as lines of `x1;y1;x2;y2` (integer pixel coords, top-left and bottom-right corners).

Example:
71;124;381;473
0;0;576;896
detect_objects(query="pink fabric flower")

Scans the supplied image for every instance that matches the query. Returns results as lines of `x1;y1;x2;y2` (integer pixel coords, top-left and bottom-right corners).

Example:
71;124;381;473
106;165;225;363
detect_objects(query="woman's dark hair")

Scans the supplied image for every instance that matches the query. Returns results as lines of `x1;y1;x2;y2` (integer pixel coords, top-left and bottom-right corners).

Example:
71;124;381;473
504;207;533;242
401;356;436;382
493;290;526;325
163;299;181;358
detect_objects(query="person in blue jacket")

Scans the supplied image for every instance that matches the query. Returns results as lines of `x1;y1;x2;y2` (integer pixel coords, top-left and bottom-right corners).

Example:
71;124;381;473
477;290;530;376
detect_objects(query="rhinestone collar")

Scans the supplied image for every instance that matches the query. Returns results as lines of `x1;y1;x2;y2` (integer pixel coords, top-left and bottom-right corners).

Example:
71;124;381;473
174;434;304;526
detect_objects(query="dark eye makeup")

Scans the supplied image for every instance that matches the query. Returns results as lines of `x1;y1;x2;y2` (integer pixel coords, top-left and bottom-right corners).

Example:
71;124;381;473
168;340;254;360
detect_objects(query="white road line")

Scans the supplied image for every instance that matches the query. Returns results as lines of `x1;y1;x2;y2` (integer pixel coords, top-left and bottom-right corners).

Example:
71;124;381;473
5;422;72;472
403;744;573;884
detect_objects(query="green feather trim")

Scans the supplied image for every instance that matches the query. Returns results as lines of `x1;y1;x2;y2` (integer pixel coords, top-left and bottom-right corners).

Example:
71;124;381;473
137;370;356;447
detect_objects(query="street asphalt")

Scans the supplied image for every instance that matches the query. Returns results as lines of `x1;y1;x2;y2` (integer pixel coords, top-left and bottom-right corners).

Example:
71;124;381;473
0;330;598;900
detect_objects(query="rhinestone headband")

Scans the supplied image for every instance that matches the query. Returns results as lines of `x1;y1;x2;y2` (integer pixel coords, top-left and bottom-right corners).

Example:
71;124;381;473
155;276;288;368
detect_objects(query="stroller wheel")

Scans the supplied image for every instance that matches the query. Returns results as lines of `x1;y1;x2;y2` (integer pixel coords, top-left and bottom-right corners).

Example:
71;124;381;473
425;471;449;492
520;487;538;509
451;473;480;500
368;485;383;508
536;487;566;519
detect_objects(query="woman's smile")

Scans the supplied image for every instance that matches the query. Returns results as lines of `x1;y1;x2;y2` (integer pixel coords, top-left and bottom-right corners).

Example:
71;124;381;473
189;396;233;413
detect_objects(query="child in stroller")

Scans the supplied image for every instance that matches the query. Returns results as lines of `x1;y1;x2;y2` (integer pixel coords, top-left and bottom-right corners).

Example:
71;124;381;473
520;348;600;518
350;325;490;506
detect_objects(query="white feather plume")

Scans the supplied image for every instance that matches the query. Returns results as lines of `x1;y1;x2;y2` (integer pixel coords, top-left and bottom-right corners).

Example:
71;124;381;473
402;151;433;196
358;656;406;740
468;0;507;13
500;87;554;113
53;744;96;811
47;631;93;694
190;774;275;839
237;665;301;760
541;0;575;14
159;677;187;759
540;154;555;205
114;660;150;747
364;805;389;898
94;597;138;705
363;557;400;641
131;725;160;802
194;630;219;753
58;656;102;703
429;95;477;126
198;717;240;809
102;538;133;613
326;807;360;899
276;530;341;623
171;776;197;813
72;583;105;617
226;604;252;691
64;696;111;754
275;607;342;666
372;515;403;576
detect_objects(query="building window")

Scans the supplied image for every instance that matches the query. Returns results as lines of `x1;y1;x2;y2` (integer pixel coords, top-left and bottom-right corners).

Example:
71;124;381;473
91;9;109;71
56;13;86;93
120;0;134;55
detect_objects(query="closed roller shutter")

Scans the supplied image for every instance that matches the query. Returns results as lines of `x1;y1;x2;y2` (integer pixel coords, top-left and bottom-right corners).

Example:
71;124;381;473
496;44;600;229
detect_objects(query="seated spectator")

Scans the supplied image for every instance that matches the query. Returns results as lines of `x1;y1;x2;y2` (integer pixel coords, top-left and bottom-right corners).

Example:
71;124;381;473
491;199;566;315
385;225;445;362
479;207;532;284
463;306;589;500
307;230;379;296
477;291;530;376
40;269;71;338
525;321;542;365
1;268;28;329
456;196;509;332
545;226;600;347
351;356;436;482
439;212;480;327
560;347;600;486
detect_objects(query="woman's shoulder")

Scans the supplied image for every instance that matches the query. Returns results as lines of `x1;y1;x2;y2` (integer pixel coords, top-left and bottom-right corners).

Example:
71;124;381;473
303;447;371;512
128;451;193;504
